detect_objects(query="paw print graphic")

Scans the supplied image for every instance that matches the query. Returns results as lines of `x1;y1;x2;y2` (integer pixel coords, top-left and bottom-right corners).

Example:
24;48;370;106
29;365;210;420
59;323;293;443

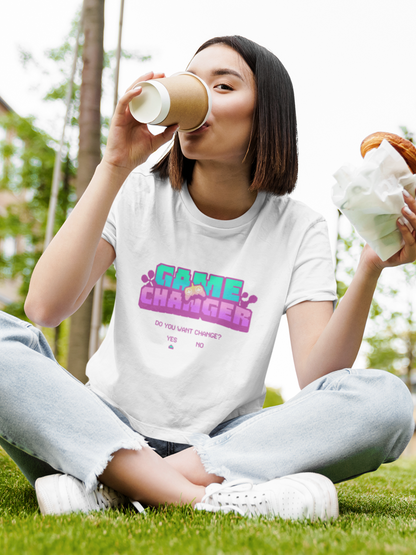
239;292;258;309
141;270;156;287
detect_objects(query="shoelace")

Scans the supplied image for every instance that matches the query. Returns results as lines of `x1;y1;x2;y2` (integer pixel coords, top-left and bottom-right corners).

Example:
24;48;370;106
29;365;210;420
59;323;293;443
93;484;146;514
130;499;146;514
199;479;271;517
93;484;123;510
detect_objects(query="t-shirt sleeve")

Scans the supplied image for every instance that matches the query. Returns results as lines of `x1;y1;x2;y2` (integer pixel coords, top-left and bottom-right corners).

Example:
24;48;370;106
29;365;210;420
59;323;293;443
284;219;337;313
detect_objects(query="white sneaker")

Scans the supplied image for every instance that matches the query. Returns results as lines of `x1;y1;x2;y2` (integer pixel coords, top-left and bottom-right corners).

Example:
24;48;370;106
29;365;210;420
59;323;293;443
35;474;128;515
194;472;339;521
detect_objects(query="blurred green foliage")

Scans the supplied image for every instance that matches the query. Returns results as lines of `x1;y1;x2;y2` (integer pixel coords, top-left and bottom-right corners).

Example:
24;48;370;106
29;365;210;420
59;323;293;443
0;14;150;333
263;387;284;408
0;112;76;319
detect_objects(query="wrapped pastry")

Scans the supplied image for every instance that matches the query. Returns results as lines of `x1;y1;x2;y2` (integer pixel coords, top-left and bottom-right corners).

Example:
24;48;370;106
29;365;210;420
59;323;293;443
361;132;416;174
332;133;416;261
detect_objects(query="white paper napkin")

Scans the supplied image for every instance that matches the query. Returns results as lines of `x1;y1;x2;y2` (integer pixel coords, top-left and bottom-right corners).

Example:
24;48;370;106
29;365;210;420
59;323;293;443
332;139;416;261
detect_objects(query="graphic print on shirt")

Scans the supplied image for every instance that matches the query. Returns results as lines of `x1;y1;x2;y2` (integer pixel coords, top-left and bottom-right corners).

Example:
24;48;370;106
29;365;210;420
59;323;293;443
139;263;258;333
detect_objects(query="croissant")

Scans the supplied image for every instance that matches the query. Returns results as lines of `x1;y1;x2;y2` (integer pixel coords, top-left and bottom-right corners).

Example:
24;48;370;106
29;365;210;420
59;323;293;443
360;132;416;174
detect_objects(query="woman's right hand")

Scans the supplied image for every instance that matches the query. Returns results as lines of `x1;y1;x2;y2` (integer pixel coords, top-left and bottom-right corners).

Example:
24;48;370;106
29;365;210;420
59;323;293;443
102;72;178;173
26;73;178;327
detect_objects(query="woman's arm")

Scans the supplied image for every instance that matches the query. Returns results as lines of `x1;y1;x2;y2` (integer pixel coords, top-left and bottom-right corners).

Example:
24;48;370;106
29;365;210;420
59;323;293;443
287;193;416;389
25;72;178;327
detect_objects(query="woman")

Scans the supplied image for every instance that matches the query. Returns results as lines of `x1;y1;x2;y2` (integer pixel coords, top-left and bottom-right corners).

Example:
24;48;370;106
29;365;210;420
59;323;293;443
0;36;414;520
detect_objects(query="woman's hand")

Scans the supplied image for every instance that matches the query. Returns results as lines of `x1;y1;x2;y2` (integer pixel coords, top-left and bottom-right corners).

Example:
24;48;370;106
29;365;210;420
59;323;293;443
360;191;416;273
102;72;178;173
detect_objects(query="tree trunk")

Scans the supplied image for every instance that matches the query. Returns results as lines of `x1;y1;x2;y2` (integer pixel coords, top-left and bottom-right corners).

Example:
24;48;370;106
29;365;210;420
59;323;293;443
67;0;104;382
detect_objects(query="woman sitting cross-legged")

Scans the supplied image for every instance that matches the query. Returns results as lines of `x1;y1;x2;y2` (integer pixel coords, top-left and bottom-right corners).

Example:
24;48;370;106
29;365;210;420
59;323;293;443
0;35;414;520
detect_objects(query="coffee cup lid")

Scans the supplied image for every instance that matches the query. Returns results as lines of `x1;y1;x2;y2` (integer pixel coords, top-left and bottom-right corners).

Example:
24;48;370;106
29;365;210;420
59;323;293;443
130;80;171;125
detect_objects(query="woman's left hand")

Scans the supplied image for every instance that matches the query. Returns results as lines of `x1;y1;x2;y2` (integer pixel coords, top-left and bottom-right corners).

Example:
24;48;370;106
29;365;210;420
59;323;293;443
362;191;416;272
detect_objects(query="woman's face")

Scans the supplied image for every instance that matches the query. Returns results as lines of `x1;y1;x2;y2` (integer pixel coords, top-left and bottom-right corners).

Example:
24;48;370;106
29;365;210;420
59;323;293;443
178;44;256;166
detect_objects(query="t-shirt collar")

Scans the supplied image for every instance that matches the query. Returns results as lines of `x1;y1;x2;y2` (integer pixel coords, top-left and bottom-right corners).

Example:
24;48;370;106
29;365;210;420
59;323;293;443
180;182;267;229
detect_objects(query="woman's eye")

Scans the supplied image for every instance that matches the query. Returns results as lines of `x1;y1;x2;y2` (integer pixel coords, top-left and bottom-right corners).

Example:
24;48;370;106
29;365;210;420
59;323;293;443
215;83;233;91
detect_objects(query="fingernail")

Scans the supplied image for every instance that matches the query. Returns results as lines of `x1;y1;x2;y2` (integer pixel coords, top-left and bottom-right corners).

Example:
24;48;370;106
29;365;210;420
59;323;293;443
403;189;411;197
403;205;413;215
402;217;413;232
398;217;405;225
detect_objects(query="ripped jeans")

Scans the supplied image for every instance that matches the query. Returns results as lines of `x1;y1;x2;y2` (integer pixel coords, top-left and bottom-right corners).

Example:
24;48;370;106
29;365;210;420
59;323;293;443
0;311;414;493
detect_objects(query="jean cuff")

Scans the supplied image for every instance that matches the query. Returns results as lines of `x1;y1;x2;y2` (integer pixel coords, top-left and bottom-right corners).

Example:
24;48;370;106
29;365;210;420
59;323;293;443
84;434;147;493
187;432;231;483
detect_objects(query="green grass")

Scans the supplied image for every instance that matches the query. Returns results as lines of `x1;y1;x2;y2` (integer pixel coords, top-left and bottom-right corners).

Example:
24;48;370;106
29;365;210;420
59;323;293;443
1;448;416;554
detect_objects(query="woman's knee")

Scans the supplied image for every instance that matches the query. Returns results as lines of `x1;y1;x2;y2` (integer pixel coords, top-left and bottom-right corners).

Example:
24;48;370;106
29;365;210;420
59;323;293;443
373;370;413;426
362;369;415;461
0;311;55;362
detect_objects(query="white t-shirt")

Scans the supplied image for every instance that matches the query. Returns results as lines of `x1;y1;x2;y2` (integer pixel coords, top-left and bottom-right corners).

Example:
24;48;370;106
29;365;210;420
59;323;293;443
86;170;337;443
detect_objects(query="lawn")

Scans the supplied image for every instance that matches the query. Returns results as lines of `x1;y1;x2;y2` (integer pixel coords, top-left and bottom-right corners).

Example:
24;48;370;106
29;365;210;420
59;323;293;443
1;447;416;555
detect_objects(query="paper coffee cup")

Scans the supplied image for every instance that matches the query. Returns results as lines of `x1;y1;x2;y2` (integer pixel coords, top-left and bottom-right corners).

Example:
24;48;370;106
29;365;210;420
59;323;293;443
129;72;211;132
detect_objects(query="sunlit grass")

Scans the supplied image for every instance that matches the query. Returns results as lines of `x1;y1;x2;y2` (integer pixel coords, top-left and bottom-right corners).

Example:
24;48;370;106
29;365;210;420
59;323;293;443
1;448;416;554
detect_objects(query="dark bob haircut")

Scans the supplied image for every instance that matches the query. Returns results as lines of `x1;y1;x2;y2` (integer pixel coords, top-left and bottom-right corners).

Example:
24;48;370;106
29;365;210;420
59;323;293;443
151;35;298;196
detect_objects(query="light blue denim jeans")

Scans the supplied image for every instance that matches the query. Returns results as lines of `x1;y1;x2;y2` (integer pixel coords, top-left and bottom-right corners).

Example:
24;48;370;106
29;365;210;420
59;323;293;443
0;311;414;493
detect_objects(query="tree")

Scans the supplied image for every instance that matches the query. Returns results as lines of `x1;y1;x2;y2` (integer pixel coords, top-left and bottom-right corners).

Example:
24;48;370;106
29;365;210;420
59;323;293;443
1;3;150;376
66;0;105;383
